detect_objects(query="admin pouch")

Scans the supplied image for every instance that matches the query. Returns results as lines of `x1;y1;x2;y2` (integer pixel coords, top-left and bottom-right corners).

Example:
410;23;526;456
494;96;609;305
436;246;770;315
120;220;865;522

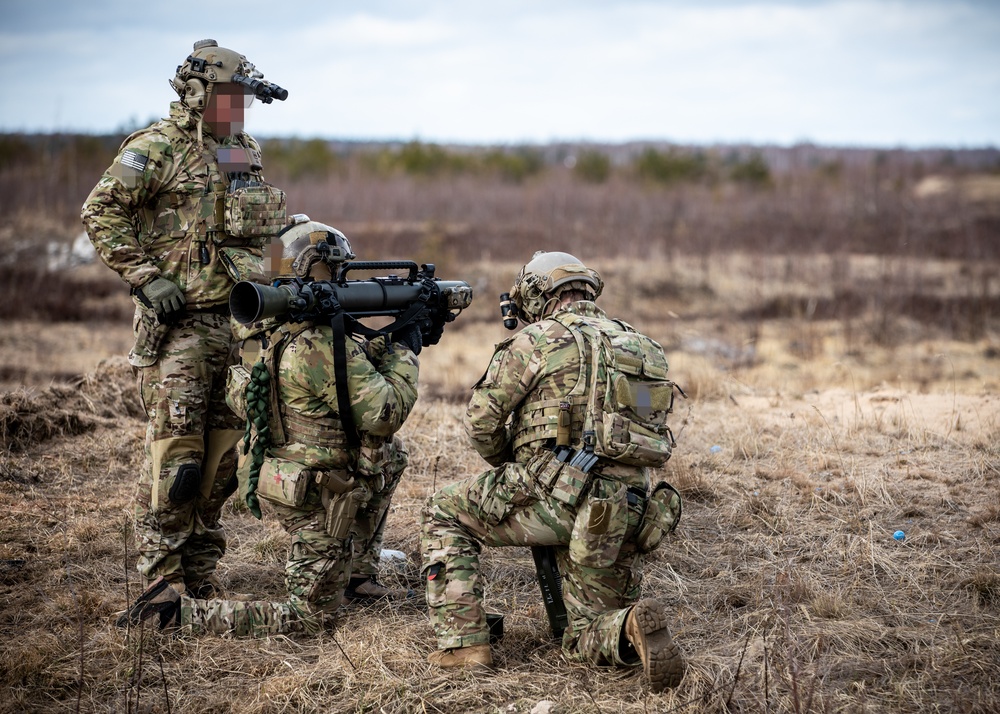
224;182;287;242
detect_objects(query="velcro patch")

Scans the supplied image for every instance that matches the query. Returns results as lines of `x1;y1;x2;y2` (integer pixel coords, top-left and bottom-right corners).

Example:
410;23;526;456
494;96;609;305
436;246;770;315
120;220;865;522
120;149;148;172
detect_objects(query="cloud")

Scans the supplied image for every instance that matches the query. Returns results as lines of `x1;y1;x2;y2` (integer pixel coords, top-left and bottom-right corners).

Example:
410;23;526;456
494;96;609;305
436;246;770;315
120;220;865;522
1;0;998;146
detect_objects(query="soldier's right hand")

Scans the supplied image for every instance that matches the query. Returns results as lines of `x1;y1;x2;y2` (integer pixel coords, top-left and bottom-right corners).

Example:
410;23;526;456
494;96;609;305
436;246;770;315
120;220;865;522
393;323;423;355
137;277;186;323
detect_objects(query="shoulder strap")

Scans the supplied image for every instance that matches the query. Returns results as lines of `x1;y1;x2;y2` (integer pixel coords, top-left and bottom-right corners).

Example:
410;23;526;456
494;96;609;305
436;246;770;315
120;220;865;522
329;310;361;449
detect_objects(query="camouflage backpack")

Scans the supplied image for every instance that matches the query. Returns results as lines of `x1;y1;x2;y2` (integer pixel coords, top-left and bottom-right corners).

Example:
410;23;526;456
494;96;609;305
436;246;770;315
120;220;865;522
554;312;680;468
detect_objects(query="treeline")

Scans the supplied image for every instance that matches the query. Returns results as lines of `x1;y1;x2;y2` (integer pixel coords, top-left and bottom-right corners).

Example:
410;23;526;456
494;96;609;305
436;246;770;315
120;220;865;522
1;133;999;264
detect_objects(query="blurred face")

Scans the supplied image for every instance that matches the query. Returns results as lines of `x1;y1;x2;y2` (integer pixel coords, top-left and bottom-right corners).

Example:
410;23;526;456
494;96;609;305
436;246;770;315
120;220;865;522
204;84;253;136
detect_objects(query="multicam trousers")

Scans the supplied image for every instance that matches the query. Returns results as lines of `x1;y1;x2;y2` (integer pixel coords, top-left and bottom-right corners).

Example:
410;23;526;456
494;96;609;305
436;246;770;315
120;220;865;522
133;311;242;592
180;438;408;637
420;460;648;666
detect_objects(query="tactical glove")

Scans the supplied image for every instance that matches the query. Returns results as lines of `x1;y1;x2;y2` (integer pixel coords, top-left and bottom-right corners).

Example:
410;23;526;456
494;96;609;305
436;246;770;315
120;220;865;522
422;315;446;346
393;324;422;355
136;277;186;323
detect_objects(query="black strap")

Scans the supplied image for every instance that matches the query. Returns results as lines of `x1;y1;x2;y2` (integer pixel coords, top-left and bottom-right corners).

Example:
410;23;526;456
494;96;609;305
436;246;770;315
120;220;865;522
330;308;361;449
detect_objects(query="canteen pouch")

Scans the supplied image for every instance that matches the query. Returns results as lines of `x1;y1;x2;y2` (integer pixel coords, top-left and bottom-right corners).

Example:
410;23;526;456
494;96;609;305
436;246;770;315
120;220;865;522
569;478;628;570
224;183;287;242
225;364;252;421
634;482;682;554
256;457;312;508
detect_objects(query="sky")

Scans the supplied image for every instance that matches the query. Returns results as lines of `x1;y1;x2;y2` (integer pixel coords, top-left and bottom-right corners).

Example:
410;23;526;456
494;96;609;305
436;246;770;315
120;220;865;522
2;0;999;148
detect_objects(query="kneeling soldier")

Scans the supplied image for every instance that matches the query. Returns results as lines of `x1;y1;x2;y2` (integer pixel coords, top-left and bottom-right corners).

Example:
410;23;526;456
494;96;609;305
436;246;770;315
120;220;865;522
119;219;420;636
420;251;686;692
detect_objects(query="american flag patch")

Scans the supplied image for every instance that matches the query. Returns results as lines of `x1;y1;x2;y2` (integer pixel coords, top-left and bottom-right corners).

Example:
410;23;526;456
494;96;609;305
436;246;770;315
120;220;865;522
120;149;148;172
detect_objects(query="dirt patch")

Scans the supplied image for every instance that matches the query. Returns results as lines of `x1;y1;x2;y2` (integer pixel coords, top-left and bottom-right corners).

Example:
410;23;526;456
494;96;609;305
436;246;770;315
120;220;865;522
0;356;142;453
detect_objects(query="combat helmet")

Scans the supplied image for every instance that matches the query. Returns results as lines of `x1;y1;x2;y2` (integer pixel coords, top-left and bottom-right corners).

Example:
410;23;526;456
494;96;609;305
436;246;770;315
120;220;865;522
170;39;287;111
509;250;603;323
266;214;355;281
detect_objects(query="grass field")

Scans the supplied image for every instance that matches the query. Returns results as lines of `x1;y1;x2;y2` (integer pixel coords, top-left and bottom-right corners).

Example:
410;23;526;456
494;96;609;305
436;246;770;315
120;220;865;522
1;138;998;712
1;247;998;713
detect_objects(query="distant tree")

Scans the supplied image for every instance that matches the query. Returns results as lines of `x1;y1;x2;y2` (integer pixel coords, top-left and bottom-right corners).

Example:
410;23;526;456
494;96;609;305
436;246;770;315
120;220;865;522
573;150;611;183
634;147;708;184
729;152;772;187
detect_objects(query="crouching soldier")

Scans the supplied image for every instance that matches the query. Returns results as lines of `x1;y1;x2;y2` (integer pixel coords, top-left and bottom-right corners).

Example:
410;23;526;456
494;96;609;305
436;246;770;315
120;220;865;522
119;219;420;636
420;251;686;692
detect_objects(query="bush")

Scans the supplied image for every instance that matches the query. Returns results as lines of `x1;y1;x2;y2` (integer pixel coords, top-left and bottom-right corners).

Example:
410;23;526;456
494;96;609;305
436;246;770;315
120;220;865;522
634;147;708;184
573;150;611;183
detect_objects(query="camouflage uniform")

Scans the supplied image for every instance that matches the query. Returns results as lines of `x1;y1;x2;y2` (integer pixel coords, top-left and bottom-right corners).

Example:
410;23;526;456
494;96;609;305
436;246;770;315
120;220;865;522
421;301;657;666
81;100;277;594
179;325;419;636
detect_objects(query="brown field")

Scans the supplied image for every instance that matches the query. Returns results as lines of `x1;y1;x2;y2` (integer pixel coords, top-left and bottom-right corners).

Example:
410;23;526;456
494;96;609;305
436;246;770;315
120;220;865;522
1;138;999;713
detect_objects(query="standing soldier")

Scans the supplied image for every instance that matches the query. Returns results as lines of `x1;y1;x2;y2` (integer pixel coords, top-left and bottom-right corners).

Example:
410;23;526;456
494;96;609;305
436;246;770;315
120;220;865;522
420;251;686;692
117;219;421;636
82;40;288;599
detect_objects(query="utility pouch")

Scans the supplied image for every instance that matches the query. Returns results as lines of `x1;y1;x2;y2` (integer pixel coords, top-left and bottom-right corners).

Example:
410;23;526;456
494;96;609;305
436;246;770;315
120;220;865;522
538;456;590;508
634;482;682;554
225;364;252;421
224;183;287;242
128;304;170;368
218;246;265;283
569;478;628;569
594;413;674;468
255;457;312;508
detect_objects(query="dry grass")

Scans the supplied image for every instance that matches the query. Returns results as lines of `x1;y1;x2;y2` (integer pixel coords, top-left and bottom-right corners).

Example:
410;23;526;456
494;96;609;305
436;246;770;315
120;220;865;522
2;283;999;712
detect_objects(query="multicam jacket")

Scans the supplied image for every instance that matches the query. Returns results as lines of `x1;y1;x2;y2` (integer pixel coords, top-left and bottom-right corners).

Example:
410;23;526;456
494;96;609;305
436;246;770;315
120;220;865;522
267;326;420;471
467;301;637;469
81;101;275;308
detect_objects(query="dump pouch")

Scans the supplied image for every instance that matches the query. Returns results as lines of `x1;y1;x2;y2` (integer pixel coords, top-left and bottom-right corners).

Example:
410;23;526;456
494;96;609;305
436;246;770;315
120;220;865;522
255;456;312;508
634;481;682;554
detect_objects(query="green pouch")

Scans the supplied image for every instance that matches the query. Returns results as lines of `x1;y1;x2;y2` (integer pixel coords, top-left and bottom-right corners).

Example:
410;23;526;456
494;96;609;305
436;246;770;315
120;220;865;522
634;482;682;554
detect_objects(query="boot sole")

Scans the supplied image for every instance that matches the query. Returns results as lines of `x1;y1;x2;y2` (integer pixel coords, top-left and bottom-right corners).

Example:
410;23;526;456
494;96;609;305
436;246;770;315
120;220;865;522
626;599;686;692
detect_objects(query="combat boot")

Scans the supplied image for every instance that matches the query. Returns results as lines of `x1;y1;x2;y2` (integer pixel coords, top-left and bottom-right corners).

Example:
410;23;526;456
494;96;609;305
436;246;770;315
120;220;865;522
623;598;685;692
343;575;413;605
427;644;493;670
116;576;181;631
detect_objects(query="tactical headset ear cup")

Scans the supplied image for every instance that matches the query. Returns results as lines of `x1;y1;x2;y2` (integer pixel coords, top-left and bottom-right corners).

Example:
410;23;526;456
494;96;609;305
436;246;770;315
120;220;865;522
183;78;208;110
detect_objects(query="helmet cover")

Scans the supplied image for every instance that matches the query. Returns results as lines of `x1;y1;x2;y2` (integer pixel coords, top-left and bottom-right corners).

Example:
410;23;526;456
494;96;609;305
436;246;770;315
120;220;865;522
510;250;603;323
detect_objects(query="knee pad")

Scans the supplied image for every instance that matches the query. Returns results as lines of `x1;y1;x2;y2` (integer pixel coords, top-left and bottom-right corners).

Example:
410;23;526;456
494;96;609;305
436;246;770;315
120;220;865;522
168;463;202;504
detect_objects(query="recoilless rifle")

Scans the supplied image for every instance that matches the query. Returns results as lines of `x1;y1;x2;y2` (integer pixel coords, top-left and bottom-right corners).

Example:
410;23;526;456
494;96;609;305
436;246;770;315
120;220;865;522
230;259;473;343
